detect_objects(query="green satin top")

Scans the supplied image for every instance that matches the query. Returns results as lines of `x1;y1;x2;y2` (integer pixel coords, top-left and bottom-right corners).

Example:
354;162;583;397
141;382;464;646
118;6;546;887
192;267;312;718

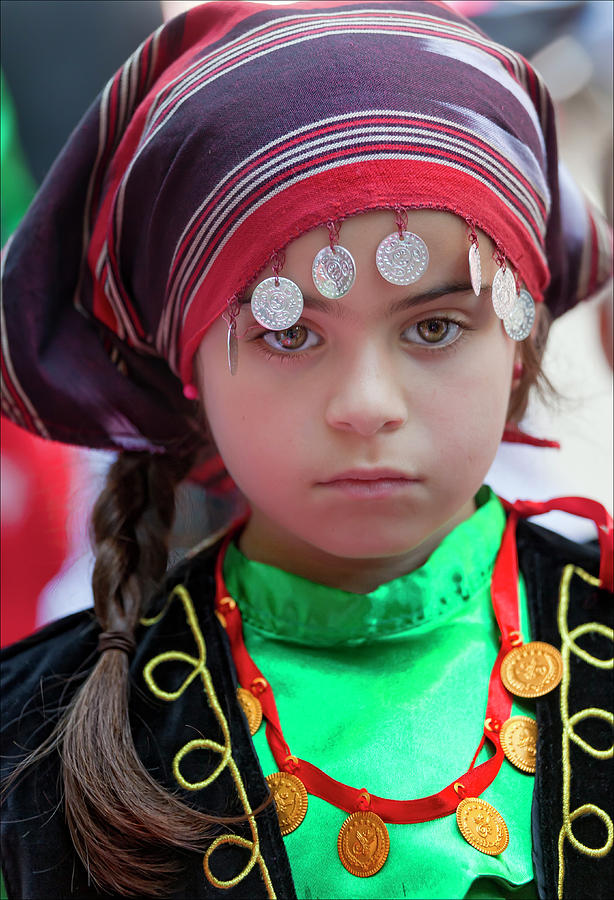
224;486;537;900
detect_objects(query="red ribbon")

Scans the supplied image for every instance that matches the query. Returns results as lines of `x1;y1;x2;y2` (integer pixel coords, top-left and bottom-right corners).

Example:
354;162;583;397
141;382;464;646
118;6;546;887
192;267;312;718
500;496;613;592
214;494;612;822
501;427;560;449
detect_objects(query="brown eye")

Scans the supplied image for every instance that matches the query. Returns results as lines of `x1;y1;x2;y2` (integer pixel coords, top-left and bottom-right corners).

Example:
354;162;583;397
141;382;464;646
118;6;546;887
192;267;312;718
402;318;462;349
262;323;321;353
277;324;308;349
417;319;449;343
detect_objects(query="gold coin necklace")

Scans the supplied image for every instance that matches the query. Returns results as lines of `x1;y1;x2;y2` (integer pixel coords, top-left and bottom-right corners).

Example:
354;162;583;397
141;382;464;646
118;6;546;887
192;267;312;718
456;796;509;855
214;503;573;875
264;771;309;835
500;641;563;698
499;716;538;774
237;686;263;735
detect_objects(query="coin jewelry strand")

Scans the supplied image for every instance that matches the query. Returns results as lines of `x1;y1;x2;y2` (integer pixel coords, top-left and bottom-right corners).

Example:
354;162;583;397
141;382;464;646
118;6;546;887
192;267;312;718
215;497;612;877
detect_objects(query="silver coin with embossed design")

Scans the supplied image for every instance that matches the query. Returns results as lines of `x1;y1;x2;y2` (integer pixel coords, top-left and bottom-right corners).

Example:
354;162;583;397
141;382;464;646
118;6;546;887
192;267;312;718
469;243;482;297
491;266;517;319
504;289;535;341
375;231;429;285
312;245;356;299
251;277;304;330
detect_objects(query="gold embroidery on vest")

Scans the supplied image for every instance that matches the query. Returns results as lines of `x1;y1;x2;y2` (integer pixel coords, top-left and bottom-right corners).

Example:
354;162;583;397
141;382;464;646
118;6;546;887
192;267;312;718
557;564;613;899
142;585;276;897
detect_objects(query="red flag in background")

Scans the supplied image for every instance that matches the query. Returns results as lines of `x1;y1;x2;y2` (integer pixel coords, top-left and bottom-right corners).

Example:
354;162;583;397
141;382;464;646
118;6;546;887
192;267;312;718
1;419;73;646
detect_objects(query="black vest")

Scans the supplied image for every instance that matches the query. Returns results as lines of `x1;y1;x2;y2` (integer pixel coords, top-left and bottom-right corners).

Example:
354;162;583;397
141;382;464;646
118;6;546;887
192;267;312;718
2;521;612;899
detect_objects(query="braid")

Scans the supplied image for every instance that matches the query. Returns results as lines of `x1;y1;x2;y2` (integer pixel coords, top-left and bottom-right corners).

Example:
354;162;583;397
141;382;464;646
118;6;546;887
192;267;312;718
90;452;182;632
56;451;244;896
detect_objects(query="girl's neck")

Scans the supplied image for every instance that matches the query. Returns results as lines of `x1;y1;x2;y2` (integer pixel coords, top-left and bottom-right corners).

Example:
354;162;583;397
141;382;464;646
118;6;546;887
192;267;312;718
238;499;476;594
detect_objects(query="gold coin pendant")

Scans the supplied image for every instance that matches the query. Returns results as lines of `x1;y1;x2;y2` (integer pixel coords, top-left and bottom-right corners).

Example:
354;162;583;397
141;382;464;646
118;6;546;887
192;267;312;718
456;797;509;855
265;771;308;836
237;687;263;735
338;810;390;877
499;715;538;774
500;641;563;698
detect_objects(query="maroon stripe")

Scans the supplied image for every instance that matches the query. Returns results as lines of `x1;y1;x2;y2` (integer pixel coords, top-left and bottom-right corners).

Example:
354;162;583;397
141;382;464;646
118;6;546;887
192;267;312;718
523;58;539;108
88;75;123;233
0;355;38;434
100;244;147;340
138;35;155;96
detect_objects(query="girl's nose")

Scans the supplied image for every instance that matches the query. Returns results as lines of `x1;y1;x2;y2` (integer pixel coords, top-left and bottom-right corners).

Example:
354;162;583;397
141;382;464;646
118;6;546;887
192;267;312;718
325;345;407;436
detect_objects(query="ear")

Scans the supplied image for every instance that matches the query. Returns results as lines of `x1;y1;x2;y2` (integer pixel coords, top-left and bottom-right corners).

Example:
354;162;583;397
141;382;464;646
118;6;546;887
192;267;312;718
506;347;530;425
506;302;553;424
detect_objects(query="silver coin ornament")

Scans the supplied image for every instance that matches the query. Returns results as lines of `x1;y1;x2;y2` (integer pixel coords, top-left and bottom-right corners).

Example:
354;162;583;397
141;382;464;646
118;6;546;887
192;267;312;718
227;322;239;375
491;266;517;319
504;289;536;341
469;243;482;297
375;231;429;285
251;277;304;330
312;245;356;299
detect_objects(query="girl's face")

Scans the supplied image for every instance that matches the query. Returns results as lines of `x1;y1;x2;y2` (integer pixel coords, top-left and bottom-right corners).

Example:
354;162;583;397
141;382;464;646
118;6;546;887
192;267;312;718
196;209;517;585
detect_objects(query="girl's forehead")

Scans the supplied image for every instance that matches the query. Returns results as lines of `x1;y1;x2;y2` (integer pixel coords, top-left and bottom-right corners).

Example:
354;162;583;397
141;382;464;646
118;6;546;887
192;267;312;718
247;209;498;289
299;210;494;258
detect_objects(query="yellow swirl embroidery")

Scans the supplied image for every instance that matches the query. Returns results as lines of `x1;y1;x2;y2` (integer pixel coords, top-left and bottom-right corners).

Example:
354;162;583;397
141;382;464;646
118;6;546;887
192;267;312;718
557;565;613;899
142;585;276;897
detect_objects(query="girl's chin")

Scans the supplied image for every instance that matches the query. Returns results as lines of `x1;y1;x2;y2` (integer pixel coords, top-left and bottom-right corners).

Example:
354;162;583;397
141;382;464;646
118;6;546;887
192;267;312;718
304;531;427;562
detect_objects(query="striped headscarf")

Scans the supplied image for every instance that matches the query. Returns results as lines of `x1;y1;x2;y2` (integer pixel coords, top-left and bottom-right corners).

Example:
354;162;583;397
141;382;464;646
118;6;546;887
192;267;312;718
1;0;611;458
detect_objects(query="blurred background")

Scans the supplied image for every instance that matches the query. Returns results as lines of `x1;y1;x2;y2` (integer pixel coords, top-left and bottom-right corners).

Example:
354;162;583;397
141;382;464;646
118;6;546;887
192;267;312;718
1;0;612;644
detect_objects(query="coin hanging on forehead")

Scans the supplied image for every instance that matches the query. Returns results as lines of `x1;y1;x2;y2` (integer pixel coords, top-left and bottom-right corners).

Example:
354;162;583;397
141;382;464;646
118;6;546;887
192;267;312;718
338;810;390;877
265;771;308;836
504;289;535;341
456;797;509;855
500;641;563;698
227;322;239;375
312;245;356;299
499;715;538;774
375;231;429;285
491;266;517;319
237;687;262;735
251;277;304;330
469;242;482;296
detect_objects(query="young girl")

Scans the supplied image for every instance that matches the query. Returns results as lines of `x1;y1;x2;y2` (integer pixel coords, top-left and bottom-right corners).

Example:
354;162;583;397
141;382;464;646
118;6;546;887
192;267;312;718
1;2;612;899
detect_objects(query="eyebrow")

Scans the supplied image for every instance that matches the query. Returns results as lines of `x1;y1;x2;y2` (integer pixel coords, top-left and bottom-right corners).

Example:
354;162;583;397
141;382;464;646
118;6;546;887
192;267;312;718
243;281;483;319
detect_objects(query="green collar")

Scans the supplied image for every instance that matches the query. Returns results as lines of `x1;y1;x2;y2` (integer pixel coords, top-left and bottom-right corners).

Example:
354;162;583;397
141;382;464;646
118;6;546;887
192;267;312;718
224;485;505;647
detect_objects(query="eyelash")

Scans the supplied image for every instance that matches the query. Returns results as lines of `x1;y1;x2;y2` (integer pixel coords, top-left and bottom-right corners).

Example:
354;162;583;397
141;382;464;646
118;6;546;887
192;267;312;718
251;316;471;362
255;344;315;365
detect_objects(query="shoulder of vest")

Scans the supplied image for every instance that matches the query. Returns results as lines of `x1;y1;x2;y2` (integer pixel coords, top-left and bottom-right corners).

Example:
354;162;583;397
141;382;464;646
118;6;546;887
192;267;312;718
0;543;220;766
515;518;601;578
1;609;99;736
0;607;97;662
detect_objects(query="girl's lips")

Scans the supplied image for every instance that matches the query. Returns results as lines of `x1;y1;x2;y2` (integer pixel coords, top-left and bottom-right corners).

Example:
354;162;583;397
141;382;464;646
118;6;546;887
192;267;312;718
317;470;422;498
320;468;421;483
